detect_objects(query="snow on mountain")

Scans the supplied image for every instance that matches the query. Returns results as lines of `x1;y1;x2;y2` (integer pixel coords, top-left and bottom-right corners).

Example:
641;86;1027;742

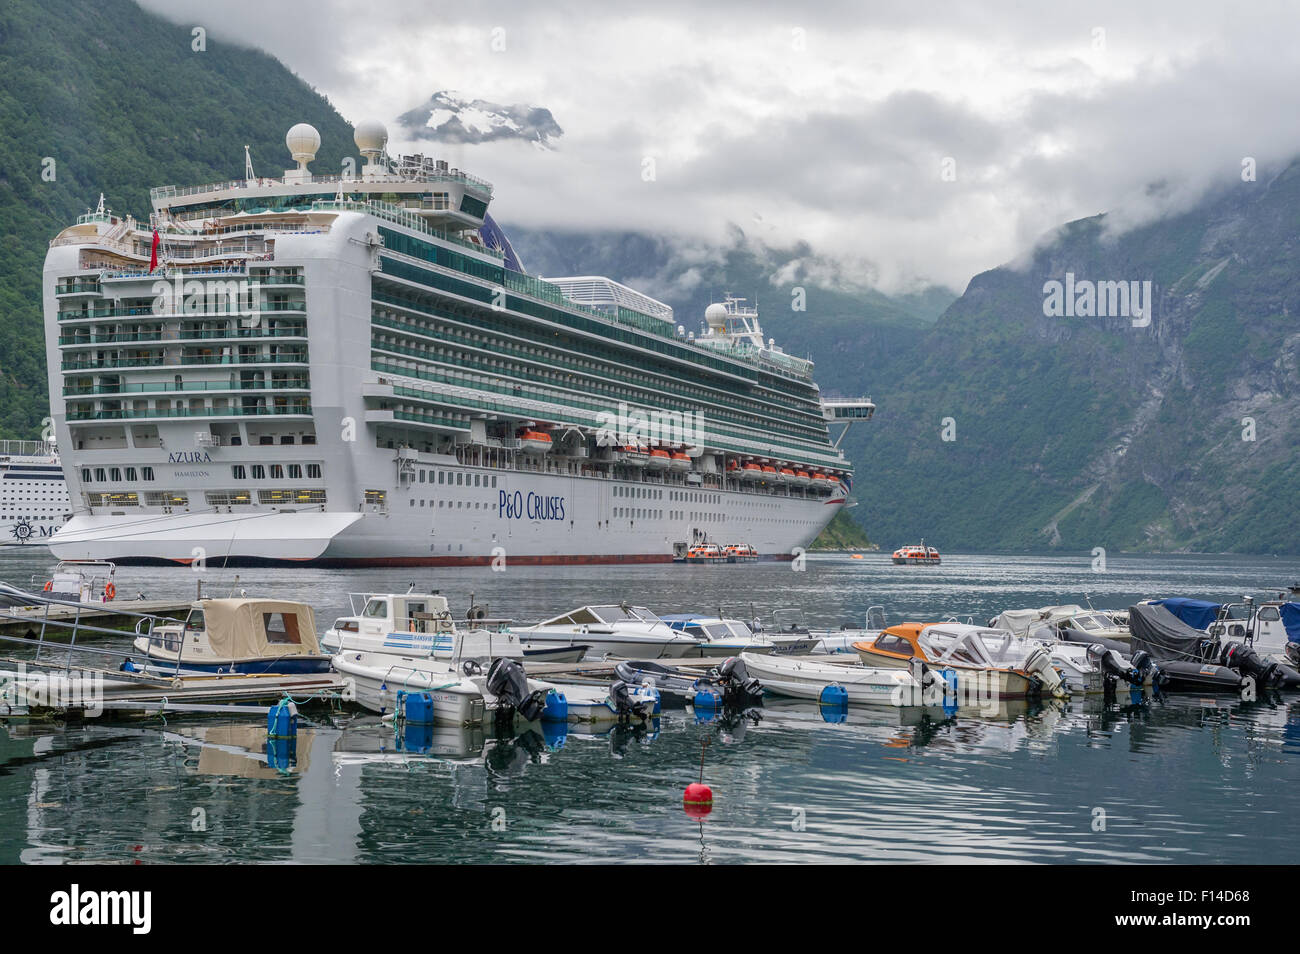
396;91;563;148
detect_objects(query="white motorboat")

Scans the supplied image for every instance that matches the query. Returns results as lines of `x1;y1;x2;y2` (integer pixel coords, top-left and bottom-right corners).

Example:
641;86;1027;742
993;604;1130;645
331;623;555;725
738;651;921;706
659;614;819;656
323;592;590;663
513;604;701;659
855;622;1070;698
535;680;661;724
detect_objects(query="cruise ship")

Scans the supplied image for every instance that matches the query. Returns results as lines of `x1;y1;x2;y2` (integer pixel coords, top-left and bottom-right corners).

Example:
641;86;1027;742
43;120;872;565
0;441;71;545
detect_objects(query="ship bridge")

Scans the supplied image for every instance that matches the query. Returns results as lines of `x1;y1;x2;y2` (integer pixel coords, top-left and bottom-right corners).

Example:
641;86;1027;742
820;396;875;448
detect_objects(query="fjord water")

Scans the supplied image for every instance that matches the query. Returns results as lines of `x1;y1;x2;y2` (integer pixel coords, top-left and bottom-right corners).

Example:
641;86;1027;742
1;550;1297;864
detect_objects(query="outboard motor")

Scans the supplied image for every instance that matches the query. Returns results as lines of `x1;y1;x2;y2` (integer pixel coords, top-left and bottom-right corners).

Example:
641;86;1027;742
1220;642;1282;689
1022;646;1066;698
609;679;649;721
1086;643;1145;688
485;656;546;723
715;656;763;705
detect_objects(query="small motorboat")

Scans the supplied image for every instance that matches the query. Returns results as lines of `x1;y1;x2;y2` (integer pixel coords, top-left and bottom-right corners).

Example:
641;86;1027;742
133;598;332;674
660;613;818;656
614;657;764;708
738;651;921;706
41;560;120;603
535;679;661;724
854;622;1068;698
1127;602;1300;690
891;542;941;565
332;626;559;725
994;605;1130;645
512;603;702;659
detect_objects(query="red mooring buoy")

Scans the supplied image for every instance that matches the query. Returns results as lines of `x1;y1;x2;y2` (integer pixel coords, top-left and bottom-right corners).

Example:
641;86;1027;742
683;782;713;819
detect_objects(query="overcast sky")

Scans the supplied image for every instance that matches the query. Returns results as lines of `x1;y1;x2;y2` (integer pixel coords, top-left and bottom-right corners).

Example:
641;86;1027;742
142;0;1300;295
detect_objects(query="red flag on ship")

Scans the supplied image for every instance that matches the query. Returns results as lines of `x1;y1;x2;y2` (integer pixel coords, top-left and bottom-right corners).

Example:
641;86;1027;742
148;230;160;273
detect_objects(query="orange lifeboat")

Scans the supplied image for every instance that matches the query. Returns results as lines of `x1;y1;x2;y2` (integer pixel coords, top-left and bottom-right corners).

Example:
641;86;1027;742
646;448;671;471
669;451;692;473
518;429;552;454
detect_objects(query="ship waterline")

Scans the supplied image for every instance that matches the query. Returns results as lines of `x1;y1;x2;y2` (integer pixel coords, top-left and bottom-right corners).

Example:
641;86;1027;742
44;121;868;565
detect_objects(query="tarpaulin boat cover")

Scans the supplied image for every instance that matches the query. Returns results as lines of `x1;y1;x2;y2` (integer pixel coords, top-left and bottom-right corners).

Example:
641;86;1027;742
1280;602;1300;644
1128;603;1214;662
201;598;321;659
1151;598;1222;631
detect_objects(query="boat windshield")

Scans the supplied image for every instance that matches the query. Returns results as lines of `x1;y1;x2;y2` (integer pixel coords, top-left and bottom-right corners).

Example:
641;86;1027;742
726;620;755;638
363;599;388;619
589;605;659;624
185;607;206;630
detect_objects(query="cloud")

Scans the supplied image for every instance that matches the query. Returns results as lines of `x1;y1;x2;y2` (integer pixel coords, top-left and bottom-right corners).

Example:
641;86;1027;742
137;0;1300;293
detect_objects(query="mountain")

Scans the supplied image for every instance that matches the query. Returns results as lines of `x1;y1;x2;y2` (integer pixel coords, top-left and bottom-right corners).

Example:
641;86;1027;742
0;0;355;438
847;163;1300;555
397;92;563;149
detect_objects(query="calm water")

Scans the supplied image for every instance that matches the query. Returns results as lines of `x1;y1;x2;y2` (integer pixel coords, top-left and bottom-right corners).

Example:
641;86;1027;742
1;549;1298;864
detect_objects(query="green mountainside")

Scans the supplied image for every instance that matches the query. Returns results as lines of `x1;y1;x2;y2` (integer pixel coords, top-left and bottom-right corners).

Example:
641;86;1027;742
0;0;353;436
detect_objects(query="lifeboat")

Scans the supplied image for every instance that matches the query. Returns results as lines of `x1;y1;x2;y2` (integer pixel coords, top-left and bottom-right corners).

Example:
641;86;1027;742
891;543;941;565
669;452;692;473
723;543;758;563
761;465;778;482
791;470;811;488
779;467;796;483
741;462;763;482
622;444;648;467
686;543;726;564
810;472;833;491
518;429;553;454
646;449;671;471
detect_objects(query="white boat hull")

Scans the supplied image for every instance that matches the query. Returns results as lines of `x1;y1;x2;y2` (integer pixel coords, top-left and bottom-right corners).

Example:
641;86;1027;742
739;652;917;705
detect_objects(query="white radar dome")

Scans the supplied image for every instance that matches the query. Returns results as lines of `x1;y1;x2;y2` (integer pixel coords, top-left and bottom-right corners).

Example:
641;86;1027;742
354;119;388;157
286;123;321;165
704;302;728;328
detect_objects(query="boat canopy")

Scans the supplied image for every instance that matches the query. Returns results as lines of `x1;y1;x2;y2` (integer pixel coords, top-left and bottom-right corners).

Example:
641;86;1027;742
1151;598;1222;631
199;598;321;658
1280;602;1300;644
993;604;1084;635
1127;603;1209;662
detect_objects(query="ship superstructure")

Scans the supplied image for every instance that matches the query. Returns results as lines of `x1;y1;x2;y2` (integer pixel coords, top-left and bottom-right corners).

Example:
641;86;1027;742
43;121;872;565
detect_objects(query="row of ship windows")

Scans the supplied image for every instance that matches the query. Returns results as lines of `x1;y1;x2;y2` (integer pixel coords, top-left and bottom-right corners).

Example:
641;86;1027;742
615;486;722;505
81;464;323;482
85;489;328;507
417;470;498;488
409;499;495;510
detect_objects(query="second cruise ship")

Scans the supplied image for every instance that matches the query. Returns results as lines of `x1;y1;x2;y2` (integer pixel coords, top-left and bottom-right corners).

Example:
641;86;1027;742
43;121;872;565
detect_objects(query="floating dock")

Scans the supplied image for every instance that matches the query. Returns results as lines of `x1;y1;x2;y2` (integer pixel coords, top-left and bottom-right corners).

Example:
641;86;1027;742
0;599;189;641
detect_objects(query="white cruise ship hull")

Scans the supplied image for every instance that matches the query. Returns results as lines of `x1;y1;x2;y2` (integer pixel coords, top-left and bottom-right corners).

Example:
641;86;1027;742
50;469;845;565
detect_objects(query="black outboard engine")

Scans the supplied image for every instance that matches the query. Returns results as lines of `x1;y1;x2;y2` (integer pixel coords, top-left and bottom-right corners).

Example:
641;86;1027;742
1220;642;1282;689
485;657;546;723
715;656;763;706
609;679;649;721
1087;643;1146;691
